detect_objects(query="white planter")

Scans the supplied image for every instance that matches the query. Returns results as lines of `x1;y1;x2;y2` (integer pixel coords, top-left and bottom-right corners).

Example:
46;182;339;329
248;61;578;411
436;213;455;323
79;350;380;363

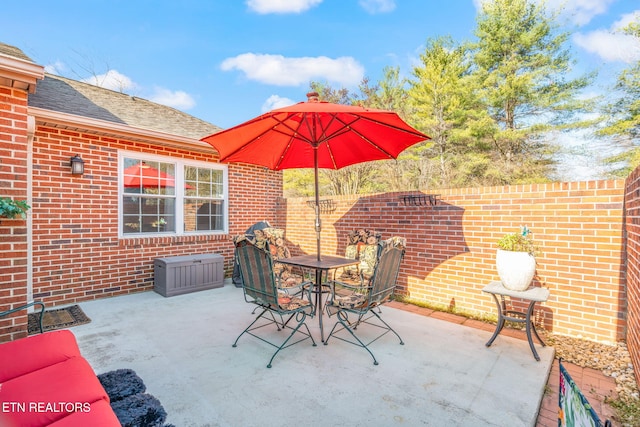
495;249;536;291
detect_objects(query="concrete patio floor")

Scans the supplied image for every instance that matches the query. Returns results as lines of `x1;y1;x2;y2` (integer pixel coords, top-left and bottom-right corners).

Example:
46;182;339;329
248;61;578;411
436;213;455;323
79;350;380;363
70;280;554;427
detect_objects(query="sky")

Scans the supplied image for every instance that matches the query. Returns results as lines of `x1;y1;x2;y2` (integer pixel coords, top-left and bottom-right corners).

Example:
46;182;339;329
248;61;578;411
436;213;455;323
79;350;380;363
2;0;640;178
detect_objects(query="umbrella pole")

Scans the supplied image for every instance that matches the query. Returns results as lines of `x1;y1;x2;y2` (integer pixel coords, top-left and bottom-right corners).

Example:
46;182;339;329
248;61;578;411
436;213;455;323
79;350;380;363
314;147;321;261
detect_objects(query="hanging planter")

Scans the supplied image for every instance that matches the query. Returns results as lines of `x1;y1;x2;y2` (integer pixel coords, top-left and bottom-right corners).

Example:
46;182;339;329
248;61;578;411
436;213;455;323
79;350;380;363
495;226;539;291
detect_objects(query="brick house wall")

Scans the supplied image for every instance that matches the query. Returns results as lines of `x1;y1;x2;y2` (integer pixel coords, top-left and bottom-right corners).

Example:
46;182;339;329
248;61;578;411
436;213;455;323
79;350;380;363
28;126;282;306
625;167;640;382
1;115;282;343
0;85;31;341
280;180;627;345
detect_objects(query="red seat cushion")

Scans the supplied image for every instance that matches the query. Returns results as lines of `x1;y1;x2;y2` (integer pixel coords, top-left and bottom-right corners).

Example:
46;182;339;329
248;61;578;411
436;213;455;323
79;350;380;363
0;357;109;426
0;330;81;383
47;399;120;427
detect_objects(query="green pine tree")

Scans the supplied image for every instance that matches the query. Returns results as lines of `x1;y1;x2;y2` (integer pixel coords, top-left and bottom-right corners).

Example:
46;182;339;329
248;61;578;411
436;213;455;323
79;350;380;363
472;0;594;183
600;18;640;177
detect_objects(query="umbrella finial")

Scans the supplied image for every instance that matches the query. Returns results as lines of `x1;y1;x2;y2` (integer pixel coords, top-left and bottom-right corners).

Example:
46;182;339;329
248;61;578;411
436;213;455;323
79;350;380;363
306;91;320;102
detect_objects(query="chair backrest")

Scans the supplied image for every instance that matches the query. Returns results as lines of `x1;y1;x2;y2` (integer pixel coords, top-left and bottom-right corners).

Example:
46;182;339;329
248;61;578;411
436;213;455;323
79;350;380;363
367;237;406;307
234;236;279;308
341;229;382;280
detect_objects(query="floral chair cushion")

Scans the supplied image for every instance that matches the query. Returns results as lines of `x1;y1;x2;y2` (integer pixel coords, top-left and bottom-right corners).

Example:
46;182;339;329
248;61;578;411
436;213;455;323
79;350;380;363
338;229;382;284
233;232;268;249
344;244;359;259
347;228;381;245
328;236;406;311
259;227;309;292
277;294;309;310
358;244;379;281
234;229;299;288
259;228;290;260
331;292;368;309
339;244;361;280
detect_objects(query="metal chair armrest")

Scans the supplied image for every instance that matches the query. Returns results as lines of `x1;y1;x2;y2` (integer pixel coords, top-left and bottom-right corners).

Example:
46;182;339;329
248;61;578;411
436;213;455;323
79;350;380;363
0;301;46;334
330;279;372;298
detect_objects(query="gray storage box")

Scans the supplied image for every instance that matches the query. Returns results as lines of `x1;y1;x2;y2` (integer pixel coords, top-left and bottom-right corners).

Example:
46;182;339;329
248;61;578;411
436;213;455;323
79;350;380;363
154;253;224;297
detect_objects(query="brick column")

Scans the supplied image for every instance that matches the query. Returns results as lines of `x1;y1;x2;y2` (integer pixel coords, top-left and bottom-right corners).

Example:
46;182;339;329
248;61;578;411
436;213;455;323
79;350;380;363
0;47;44;341
625;166;640;384
0;85;31;341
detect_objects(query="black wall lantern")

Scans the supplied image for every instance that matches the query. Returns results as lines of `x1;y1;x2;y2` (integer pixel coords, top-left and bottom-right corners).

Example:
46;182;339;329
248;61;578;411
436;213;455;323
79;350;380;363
69;155;84;175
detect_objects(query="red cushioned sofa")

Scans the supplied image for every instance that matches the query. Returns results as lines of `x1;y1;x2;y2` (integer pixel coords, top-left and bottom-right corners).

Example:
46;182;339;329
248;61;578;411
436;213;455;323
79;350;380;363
0;330;120;426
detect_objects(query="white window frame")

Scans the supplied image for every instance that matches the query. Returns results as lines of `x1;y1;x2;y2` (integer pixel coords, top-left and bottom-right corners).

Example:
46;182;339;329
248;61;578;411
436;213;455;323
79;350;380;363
118;151;228;238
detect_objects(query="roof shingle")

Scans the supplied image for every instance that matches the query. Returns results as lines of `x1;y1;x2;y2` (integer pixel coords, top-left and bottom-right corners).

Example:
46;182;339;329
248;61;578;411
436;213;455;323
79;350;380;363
29;74;222;140
0;42;34;62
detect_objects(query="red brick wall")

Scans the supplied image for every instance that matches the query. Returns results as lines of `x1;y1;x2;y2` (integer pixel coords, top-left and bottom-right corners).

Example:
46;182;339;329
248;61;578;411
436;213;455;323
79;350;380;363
0;86;30;341
0;119;282;342
1;99;634;356
28;125;282;301
625;167;640;383
280;180;627;344
0;74;635;369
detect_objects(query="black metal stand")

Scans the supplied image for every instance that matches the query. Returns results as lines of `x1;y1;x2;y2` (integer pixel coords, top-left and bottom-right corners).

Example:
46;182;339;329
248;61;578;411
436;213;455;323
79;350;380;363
485;294;546;361
482;281;549;361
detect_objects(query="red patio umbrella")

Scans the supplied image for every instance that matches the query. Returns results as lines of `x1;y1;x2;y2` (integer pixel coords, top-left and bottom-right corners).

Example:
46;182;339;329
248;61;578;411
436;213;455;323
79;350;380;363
123;162;194;190
202;92;429;260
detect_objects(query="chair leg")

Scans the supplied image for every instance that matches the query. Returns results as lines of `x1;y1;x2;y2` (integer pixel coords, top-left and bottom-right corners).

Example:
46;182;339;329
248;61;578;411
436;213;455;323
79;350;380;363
234;308;317;368
233;307;270;347
280;312;298;329
267;312;316;368
324;312;379;365
369;309;404;345
250;307;284;330
324;309;404;365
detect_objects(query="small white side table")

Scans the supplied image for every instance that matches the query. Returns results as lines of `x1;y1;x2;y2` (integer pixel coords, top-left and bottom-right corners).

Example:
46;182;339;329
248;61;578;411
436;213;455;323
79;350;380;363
482;281;550;361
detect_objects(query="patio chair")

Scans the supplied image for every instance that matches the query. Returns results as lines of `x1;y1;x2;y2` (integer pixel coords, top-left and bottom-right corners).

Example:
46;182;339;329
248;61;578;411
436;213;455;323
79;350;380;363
335;229;381;285
324;236;406;365
258;227;312;297
232;234;317;368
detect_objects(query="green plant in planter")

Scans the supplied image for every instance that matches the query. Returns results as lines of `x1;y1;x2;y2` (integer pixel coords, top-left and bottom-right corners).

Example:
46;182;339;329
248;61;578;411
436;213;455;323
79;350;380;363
0;197;30;219
497;226;539;256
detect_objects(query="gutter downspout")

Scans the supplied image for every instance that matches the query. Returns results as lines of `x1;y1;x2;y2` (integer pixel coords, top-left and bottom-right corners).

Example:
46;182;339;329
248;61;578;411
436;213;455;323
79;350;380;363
26;115;35;305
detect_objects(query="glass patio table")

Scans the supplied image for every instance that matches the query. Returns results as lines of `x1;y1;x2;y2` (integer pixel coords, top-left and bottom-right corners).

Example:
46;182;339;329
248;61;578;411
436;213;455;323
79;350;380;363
277;254;360;342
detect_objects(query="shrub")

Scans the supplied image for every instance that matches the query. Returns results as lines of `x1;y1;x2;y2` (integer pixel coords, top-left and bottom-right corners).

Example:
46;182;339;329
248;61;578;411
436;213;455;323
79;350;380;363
0;197;30;219
496;226;538;256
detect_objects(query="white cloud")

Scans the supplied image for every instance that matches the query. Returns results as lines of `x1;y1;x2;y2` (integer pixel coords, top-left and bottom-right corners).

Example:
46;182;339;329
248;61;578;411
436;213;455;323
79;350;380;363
82;69;136;92
261;95;296;112
574;30;640;63
473;0;615;26
220;53;365;87
612;11;640;31
246;0;322;14
77;69;195;110
574;10;640;63
359;0;396;14
44;60;66;75
149;87;196;110
557;0;616;26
